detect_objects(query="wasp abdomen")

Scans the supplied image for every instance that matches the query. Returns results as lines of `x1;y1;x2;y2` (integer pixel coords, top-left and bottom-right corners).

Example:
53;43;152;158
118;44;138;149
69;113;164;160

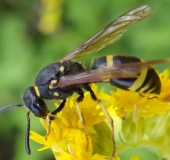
91;55;161;94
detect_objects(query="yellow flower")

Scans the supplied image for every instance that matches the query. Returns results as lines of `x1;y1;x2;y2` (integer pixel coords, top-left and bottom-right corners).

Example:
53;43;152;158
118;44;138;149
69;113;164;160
30;84;112;160
110;70;170;118
30;70;170;159
113;70;170;159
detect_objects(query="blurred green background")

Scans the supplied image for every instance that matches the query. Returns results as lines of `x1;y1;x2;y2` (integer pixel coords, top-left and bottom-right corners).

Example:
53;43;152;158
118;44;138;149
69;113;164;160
0;0;169;160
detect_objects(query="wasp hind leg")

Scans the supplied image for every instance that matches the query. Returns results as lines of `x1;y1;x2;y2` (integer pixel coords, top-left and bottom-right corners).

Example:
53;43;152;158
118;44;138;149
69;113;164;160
75;88;90;151
45;99;66;140
83;84;116;158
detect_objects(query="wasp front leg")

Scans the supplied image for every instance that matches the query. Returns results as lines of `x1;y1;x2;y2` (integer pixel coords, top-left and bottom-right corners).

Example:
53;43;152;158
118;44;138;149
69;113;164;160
45;99;66;140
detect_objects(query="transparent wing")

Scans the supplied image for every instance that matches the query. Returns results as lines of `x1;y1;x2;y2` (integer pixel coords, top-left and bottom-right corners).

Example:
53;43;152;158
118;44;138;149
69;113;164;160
58;58;170;88
61;5;152;61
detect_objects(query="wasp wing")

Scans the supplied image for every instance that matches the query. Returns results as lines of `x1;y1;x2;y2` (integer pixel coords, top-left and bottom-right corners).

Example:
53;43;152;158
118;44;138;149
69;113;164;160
61;5;152;61
58;58;170;88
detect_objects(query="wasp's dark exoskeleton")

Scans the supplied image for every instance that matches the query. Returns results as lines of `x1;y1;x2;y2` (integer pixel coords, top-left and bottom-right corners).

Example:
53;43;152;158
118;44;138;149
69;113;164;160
0;5;169;157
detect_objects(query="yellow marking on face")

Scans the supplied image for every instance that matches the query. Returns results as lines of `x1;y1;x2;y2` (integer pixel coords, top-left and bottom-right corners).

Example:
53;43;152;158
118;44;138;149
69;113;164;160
60;60;64;63
34;86;40;97
54;92;59;97
49;80;58;89
60;66;64;72
128;68;147;92
106;55;113;67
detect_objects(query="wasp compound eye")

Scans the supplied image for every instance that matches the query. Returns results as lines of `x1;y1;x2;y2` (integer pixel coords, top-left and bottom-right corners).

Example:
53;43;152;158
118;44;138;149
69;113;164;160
23;87;49;118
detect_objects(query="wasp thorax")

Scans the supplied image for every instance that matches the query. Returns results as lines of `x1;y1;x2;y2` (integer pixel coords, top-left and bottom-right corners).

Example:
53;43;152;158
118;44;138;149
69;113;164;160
35;62;63;86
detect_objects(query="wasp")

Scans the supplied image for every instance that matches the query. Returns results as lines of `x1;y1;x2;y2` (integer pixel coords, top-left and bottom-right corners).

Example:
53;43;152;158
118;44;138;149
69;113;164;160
0;5;169;157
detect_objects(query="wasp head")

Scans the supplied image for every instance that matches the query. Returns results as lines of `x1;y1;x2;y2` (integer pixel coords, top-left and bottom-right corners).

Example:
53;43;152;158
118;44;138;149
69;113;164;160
23;86;49;118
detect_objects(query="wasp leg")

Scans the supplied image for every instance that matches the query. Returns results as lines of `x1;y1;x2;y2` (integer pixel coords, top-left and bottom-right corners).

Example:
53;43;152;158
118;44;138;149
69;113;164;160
45;100;66;140
25;111;31;155
51;99;66;115
75;88;89;151
83;84;116;157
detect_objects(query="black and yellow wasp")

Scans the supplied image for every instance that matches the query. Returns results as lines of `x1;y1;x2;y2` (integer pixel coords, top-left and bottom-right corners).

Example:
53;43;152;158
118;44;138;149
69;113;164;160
0;5;169;157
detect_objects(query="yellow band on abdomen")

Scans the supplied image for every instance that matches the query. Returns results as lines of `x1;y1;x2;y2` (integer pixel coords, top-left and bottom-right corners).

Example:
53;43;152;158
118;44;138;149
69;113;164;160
106;55;113;67
128;68;147;92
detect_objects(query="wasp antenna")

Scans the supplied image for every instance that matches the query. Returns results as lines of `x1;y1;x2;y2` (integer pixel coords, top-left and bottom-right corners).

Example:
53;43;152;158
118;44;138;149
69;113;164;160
25;112;31;155
0;104;24;114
